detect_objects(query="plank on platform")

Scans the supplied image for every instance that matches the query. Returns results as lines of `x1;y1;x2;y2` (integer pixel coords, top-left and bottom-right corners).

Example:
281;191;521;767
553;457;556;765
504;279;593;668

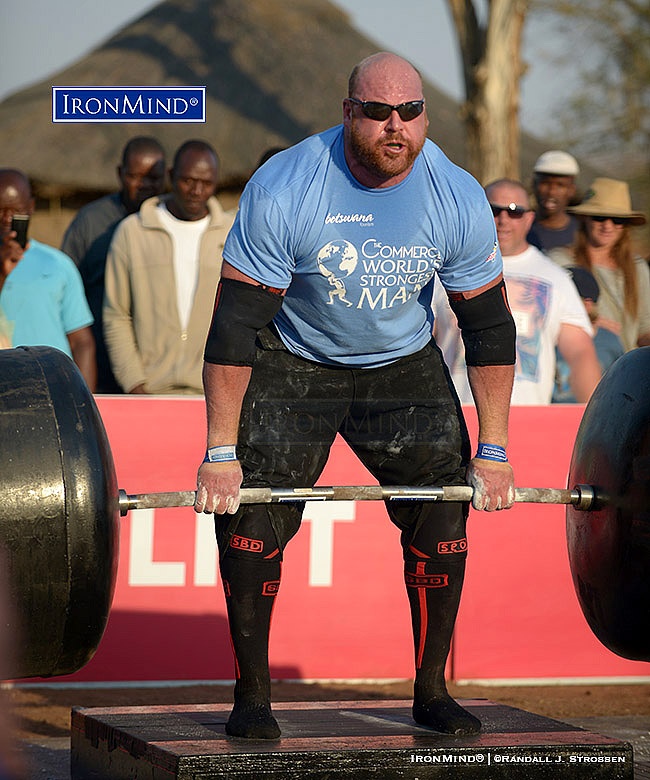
71;699;633;780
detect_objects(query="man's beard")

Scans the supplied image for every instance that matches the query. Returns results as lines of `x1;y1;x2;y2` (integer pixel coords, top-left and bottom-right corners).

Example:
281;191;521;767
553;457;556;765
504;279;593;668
348;123;424;181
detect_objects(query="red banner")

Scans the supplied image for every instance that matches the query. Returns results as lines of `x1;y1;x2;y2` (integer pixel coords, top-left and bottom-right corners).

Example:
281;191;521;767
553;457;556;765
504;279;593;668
47;398;649;683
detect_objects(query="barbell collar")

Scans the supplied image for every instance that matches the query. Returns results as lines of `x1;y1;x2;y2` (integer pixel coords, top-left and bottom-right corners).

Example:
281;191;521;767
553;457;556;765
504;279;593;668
118;484;597;516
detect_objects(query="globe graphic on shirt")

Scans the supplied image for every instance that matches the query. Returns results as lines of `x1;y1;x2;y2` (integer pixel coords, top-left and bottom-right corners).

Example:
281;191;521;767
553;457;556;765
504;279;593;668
317;240;358;278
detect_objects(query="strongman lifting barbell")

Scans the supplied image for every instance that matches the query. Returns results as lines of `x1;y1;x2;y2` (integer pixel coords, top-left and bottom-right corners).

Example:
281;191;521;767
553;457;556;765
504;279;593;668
1;345;649;680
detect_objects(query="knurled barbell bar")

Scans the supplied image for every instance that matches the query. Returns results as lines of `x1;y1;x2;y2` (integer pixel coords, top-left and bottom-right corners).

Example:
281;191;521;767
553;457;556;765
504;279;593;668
118;485;597;512
1;345;649;680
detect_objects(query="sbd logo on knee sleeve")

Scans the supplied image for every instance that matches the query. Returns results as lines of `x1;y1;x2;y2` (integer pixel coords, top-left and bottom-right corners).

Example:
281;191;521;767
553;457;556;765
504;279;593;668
262;581;280;595
437;538;468;555
230;535;264;553
405;572;448;588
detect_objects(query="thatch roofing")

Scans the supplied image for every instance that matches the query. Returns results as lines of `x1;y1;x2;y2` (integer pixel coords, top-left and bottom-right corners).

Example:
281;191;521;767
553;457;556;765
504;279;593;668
0;0;552;196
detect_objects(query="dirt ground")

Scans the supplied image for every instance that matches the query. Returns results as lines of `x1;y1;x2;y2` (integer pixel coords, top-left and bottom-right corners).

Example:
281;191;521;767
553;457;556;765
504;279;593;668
5;678;649;742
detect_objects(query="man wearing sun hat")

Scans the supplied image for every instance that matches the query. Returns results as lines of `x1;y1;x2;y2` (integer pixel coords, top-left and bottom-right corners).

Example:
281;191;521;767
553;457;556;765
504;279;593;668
528;150;581;251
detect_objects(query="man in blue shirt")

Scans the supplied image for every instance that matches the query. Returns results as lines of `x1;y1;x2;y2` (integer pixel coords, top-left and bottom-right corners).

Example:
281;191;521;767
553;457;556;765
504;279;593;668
195;53;517;740
0;168;96;389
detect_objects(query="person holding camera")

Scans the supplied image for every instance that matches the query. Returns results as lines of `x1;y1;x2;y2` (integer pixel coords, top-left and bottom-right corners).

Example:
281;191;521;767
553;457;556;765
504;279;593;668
0;168;96;389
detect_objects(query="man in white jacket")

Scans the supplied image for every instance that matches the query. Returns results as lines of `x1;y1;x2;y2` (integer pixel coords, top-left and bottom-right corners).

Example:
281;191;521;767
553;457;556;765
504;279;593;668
104;140;235;394
434;179;601;404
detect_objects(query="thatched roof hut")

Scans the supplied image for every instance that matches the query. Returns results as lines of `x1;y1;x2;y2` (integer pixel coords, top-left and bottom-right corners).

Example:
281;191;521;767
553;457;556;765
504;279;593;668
0;0;552;199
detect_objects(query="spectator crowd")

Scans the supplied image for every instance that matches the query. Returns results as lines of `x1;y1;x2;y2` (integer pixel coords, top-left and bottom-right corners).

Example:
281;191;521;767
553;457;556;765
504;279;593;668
1;136;648;405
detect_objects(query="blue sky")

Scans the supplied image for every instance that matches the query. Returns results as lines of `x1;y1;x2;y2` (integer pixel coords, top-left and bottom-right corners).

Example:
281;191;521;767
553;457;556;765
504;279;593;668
0;0;575;135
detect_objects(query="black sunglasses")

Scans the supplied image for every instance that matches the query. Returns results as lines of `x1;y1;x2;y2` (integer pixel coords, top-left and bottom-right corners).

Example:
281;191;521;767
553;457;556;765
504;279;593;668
348;98;425;122
490;203;530;219
591;215;627;225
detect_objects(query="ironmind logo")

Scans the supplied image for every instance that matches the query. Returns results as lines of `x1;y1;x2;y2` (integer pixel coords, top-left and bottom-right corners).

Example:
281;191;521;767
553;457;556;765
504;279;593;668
52;87;206;123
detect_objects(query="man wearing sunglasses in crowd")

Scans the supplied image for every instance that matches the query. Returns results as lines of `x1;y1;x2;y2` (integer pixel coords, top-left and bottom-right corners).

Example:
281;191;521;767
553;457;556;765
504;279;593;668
434;179;601;405
194;52;517;741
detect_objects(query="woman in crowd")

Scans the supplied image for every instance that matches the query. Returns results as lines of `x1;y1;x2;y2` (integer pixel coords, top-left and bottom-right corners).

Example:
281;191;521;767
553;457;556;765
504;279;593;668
551;177;650;352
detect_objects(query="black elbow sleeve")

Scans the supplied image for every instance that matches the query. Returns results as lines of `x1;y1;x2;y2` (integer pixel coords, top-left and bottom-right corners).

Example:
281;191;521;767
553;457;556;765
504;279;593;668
448;280;516;366
204;278;284;366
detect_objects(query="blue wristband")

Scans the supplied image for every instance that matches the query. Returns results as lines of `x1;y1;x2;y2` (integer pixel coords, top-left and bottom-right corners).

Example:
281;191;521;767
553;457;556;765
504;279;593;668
475;442;508;462
204;445;238;463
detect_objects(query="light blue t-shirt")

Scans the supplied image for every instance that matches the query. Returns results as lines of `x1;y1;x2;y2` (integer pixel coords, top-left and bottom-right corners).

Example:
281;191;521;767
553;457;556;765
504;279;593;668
0;239;93;357
225;126;502;367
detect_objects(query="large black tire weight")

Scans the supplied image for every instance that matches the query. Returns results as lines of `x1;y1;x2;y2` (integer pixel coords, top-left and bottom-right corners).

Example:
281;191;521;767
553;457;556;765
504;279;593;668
0;346;119;678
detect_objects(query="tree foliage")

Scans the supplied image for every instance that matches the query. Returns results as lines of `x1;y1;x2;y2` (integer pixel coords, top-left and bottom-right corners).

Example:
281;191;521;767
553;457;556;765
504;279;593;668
530;0;650;232
446;0;649;238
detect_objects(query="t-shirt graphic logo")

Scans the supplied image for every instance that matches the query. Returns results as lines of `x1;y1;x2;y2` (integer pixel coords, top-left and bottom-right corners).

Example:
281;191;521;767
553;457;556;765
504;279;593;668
508;276;550;381
317;240;358;307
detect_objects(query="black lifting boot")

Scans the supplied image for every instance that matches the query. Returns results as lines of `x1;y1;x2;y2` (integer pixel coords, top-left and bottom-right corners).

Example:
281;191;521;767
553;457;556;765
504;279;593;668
220;555;282;739
405;558;481;735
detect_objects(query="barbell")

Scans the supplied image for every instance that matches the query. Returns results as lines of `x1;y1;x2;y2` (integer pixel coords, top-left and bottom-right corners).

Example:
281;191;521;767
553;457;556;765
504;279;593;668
1;345;649;680
117;484;597;513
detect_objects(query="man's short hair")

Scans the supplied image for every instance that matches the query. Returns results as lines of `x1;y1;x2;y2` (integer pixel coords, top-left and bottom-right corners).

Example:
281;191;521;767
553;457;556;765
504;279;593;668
172;139;219;171
121;136;165;167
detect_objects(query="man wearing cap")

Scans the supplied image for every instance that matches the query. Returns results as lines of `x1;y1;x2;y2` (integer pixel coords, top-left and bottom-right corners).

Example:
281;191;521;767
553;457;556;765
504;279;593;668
528;150;581;251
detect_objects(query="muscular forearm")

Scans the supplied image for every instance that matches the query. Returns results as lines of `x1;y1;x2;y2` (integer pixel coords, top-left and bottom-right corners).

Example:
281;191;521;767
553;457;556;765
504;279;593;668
203;361;253;446
466;363;514;446
195;362;253;515
465;363;515;511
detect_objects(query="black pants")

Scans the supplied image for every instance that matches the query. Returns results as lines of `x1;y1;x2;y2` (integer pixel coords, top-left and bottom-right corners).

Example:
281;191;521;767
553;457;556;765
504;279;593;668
216;328;472;561
216;329;473;705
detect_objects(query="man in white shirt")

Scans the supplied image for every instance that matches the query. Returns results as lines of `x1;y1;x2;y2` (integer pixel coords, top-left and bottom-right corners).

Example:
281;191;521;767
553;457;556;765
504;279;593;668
434;179;601;404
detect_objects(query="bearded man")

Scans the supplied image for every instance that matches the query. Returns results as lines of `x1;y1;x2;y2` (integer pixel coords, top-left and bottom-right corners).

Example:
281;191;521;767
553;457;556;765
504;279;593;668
194;52;517;740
